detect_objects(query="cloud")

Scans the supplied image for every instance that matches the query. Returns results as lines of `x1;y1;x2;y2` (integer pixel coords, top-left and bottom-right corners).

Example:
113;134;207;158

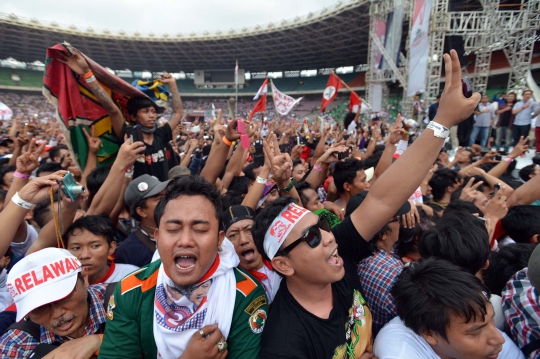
0;0;339;35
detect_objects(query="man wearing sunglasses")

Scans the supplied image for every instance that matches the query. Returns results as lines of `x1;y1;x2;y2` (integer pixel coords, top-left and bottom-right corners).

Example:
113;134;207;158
252;51;482;359
0;248;107;359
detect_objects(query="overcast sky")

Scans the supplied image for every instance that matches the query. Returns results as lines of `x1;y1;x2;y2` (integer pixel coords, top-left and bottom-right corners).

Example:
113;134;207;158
0;0;340;35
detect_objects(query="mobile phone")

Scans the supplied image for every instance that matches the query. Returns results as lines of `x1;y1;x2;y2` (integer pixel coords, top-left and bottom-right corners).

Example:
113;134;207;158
462;78;473;98
237;120;246;135
131;126;144;143
343;134;350;141
494;155;503;162
338;149;350;160
240;134;250;149
58;171;85;202
493;183;501;197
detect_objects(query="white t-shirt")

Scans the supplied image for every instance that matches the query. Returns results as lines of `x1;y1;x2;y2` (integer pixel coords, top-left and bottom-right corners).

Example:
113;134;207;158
9;223;38;258
0;268;13;312
374;317;524;359
95;262;139;284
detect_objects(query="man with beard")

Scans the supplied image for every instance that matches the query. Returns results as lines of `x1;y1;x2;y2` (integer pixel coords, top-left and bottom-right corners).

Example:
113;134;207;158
223;205;281;303
99;176;268;359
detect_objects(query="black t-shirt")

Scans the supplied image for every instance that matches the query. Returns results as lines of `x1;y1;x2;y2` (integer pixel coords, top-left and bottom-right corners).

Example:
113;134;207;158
260;217;373;359
123;123;178;181
499;107;512;127
114;230;155;268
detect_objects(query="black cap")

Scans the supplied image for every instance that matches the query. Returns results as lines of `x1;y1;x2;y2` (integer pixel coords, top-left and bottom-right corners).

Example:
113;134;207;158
345;190;411;218
222;205;256;233
126;96;162;116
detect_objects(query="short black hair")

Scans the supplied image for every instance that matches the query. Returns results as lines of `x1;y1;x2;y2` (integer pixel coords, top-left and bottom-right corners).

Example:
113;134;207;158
418;212;490;275
64;214;117;246
219;191;243;210
228;176;251;196
519;164;537;182
49;145;68;162
126;96;159;117
501;206;540;244
482;243;536;296
33;195;59;228
0;188;7;203
532;155;540;166
36;162;63;177
428;169;459;202
444;200;483;217
154;175;222;228
343;112;356;131
0;165;16;187
252;196;296;262
243;162;262;181
392;258;490;342
130;198;147;222
333;158;364;194
294;181;312;206
86;166;111;197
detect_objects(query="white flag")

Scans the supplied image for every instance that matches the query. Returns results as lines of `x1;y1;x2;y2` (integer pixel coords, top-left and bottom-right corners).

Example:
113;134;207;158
407;0;432;97
271;82;302;116
235;60;238;87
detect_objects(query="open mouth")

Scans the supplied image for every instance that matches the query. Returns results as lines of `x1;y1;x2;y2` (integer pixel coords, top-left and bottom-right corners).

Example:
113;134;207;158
326;248;342;266
240;249;255;262
54;317;75;332
175;255;197;270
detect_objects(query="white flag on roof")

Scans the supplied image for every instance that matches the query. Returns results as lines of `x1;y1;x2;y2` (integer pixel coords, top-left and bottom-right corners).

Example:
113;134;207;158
271;82;302;116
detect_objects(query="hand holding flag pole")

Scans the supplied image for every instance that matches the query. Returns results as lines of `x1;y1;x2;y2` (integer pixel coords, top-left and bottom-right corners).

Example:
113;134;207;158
330;70;372;110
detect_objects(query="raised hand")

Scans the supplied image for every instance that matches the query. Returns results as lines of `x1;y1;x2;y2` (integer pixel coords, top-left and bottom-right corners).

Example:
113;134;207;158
18;171;67;204
387;116;405;145
319;145;348;164
263;133;292;183
117;135;146;169
82;127;102;154
459;178;484;202
507;136;529;159
16;138;45;175
436;50;482;128
159;72;176;86
225;119;242;142
56;49;90;76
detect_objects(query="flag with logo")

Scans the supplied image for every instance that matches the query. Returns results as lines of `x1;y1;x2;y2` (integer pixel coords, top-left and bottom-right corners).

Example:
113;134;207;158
249;78;268;121
321;73;345;112
271;81;302;116
349;92;361;113
43;43;154;171
407;0;433;96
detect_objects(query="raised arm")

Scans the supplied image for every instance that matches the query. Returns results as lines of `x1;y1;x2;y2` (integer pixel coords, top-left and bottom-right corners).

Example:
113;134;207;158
487;136;529;178
507;171;540;207
57;50;125;139
351;50;481;240
158;73;184;130
242;137;273;210
80;127;102;189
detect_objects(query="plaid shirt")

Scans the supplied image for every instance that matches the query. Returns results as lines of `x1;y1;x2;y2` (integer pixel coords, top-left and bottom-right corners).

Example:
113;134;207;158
0;284;107;359
502;268;540;358
357;249;403;335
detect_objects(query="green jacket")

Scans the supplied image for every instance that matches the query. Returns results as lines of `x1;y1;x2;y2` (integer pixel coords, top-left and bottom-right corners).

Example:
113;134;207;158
98;260;268;359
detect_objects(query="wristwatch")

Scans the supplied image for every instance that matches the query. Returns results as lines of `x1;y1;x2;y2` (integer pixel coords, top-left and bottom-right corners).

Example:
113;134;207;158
278;178;297;192
426;121;450;139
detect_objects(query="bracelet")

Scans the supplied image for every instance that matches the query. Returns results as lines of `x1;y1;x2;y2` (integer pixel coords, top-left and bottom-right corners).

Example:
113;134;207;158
256;176;267;184
426;121;450;139
278;178;296;192
11;192;34;210
503;157;514;163
13;171;30;180
222;136;233;147
85;75;96;83
313;165;323;172
81;70;94;79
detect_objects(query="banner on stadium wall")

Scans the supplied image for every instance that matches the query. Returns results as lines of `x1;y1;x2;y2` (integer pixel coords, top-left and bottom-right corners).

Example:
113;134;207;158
380;6;405;71
372;19;387;71
271;81;302;116
407;0;433;97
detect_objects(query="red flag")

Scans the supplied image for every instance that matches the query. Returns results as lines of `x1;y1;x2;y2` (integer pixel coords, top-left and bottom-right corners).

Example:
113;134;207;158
249;94;266;121
349;91;361;113
321;73;345;112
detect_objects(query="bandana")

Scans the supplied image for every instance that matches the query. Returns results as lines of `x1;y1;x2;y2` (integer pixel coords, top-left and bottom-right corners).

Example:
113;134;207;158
137;122;156;134
263;203;309;260
153;238;239;358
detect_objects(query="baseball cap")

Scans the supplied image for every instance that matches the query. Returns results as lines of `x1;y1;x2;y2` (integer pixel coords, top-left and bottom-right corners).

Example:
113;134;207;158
7;248;82;321
365;167;374;182
345;190;411;218
124;174;171;209
222;205;256;233
168;165;191;180
528;245;540;290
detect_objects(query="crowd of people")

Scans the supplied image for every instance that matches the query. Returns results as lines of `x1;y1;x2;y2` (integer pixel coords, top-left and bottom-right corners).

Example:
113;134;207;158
0;50;538;359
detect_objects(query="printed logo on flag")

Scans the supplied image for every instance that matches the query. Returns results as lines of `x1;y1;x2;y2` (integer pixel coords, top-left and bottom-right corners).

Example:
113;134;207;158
323;86;336;100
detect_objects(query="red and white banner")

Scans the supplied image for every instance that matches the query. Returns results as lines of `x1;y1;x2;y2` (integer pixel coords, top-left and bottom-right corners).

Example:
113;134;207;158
372;19;387;71
271;82;302;116
321;73;344;112
407;0;432;97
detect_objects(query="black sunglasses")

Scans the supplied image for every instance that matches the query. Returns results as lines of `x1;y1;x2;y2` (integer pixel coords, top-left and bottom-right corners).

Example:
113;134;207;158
275;215;331;257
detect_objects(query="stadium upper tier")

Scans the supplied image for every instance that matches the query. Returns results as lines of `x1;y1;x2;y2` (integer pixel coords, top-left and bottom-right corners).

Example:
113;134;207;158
0;1;370;73
0;67;364;95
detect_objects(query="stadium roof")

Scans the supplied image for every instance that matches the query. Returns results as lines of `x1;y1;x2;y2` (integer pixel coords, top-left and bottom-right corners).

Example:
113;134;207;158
0;0;370;73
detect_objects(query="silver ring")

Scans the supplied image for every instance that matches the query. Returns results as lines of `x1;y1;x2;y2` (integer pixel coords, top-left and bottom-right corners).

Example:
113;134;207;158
217;339;228;352
199;329;205;337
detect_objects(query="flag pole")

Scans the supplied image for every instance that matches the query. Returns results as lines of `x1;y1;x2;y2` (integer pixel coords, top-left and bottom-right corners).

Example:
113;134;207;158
331;70;372;109
235;60;238;117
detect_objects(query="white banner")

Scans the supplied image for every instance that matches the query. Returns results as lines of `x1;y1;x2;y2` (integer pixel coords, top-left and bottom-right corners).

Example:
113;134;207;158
407;0;433;97
271;82;302;116
0;102;13;120
381;6;405;71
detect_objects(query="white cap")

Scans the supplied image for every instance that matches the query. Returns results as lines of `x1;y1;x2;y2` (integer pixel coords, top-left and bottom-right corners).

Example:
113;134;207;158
7;248;82;321
365;167;375;182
